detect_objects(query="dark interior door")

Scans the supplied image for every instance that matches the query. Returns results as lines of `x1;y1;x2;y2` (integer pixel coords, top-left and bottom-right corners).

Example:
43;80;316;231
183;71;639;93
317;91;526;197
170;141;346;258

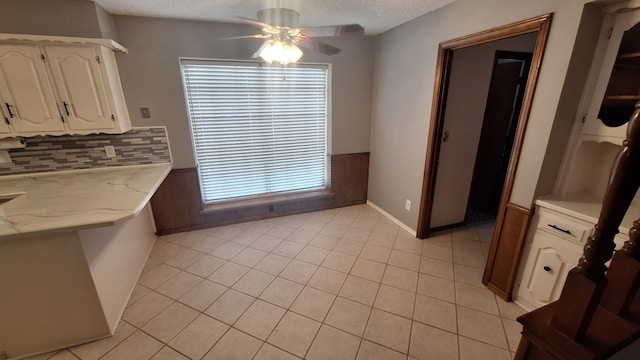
469;51;532;216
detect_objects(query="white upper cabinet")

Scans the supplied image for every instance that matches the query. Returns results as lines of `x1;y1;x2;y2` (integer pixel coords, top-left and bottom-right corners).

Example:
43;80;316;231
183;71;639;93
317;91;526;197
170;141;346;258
0;106;12;135
555;4;640;197
0;34;131;138
582;8;640;141
0;45;65;134
45;46;114;131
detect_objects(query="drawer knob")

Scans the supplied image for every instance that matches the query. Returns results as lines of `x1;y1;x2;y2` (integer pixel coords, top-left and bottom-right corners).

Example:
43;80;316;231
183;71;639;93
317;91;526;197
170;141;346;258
543;266;552;272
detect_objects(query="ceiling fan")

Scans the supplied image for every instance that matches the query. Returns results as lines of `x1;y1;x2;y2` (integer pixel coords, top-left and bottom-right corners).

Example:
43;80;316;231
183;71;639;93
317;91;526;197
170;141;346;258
228;8;364;65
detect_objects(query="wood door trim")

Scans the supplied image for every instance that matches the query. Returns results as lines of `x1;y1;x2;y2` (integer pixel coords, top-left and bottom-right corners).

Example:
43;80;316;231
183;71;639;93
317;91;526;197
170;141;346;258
416;13;553;238
417;45;454;237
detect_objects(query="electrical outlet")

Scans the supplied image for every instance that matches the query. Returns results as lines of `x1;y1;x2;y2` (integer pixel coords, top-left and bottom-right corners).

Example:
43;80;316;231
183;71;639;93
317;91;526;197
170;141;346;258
0;150;11;164
104;145;116;158
405;199;411;211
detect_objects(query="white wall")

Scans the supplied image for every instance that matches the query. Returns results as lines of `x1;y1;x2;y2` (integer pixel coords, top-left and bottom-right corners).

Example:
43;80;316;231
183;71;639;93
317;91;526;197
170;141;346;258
536;3;604;197
0;0;112;38
430;33;538;228
112;16;374;168
369;0;597;230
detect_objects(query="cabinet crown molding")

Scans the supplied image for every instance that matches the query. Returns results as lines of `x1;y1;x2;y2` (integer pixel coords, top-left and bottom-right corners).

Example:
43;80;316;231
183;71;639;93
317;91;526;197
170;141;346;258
0;33;127;53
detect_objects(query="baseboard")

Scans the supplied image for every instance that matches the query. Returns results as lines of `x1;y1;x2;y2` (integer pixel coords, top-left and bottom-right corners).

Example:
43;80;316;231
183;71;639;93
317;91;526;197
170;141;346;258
513;297;535;313
366;200;417;237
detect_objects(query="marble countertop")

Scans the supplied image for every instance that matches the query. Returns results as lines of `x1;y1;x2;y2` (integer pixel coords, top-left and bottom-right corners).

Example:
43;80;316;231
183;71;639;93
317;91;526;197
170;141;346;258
0;164;172;240
536;193;640;235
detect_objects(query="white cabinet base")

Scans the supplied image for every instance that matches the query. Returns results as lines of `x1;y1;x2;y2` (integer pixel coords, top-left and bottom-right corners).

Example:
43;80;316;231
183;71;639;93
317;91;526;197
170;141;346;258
0;205;156;359
514;198;637;312
517;232;582;310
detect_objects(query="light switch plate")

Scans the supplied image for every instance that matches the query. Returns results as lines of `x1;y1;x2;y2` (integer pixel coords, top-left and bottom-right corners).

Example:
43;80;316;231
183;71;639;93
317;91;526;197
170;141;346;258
140;107;151;118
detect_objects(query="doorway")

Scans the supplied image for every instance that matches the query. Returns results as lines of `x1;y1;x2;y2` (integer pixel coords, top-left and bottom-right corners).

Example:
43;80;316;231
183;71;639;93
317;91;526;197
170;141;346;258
468;51;533;221
428;38;536;231
417;14;551;239
416;14;553;299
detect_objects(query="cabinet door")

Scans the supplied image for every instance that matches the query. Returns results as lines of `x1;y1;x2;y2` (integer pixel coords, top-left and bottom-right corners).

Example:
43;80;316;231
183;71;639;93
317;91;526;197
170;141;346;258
583;10;640;139
519;233;582;308
0;100;13;135
45;46;115;131
0;45;65;134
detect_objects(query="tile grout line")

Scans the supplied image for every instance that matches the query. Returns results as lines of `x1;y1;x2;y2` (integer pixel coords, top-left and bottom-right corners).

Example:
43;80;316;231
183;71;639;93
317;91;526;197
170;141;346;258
150;231;513;343
354;256;389;358
249;212;344;360
55;207;518;360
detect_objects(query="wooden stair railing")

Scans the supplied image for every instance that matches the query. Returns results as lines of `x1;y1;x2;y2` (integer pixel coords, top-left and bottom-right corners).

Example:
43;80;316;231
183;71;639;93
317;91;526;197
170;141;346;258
600;219;640;323
516;102;640;360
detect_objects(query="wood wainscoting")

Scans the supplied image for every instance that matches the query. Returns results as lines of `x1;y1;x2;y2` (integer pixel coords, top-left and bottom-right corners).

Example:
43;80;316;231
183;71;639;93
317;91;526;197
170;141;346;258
483;202;532;301
150;152;370;235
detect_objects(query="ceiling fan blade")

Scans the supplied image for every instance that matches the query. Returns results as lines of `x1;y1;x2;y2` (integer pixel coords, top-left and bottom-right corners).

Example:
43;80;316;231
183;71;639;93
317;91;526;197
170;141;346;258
296;38;341;56
216;34;269;41
298;24;364;37
235;16;272;29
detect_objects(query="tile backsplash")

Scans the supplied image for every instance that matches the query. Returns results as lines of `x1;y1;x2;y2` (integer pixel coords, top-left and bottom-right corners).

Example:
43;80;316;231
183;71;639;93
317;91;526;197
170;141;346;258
0;127;171;176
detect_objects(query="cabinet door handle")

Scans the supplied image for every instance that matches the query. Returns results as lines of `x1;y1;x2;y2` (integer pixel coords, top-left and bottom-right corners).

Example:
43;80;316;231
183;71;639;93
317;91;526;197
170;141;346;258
5;103;15;118
543;266;552;272
63;102;71;116
547;224;572;235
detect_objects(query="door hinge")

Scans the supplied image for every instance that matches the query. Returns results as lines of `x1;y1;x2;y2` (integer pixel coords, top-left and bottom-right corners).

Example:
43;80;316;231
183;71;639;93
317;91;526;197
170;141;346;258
581;113;587;123
111;114;115;121
40;54;45;62
96;55;101;64
607;27;613;39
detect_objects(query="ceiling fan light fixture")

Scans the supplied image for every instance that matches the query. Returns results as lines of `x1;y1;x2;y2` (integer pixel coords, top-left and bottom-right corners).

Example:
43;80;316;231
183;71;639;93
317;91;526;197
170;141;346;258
234;7;360;63
259;39;303;65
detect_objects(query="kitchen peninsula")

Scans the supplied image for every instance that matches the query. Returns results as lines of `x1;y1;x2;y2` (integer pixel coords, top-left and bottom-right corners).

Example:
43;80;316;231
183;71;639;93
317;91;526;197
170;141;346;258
0;164;171;359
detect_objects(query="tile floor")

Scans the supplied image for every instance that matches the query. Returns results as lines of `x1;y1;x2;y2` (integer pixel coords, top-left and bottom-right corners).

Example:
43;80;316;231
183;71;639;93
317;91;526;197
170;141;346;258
29;204;526;360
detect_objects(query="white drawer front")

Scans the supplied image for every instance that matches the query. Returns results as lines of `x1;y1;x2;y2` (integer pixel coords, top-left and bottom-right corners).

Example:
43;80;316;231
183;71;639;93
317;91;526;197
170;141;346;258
537;211;592;245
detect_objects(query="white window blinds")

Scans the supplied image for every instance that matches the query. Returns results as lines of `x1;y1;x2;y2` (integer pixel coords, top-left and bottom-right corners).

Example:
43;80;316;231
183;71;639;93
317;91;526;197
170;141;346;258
181;60;328;203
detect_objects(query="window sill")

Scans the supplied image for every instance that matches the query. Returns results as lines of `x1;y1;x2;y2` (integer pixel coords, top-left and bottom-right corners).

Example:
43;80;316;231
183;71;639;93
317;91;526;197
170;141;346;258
200;190;335;215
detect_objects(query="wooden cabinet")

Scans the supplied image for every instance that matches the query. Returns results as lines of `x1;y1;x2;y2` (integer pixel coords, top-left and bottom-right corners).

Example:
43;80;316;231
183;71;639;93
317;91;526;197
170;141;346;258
518;231;582;308
582;8;640;140
516;204;631;311
0;45;65;134
517;208;587;309
516;1;640;312
46;46;115;131
555;5;640;199
0;117;11;135
0;34;131;138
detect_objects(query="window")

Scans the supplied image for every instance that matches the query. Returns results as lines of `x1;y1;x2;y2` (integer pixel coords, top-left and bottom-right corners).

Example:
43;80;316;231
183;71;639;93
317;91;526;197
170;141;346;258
181;60;329;203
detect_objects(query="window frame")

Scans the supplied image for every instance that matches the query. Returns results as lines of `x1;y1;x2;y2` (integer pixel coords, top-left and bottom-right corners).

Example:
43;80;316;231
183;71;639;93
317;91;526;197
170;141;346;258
179;58;333;207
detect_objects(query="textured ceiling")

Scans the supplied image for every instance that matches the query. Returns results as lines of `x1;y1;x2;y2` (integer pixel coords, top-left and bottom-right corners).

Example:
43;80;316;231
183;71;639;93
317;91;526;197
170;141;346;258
91;0;458;35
